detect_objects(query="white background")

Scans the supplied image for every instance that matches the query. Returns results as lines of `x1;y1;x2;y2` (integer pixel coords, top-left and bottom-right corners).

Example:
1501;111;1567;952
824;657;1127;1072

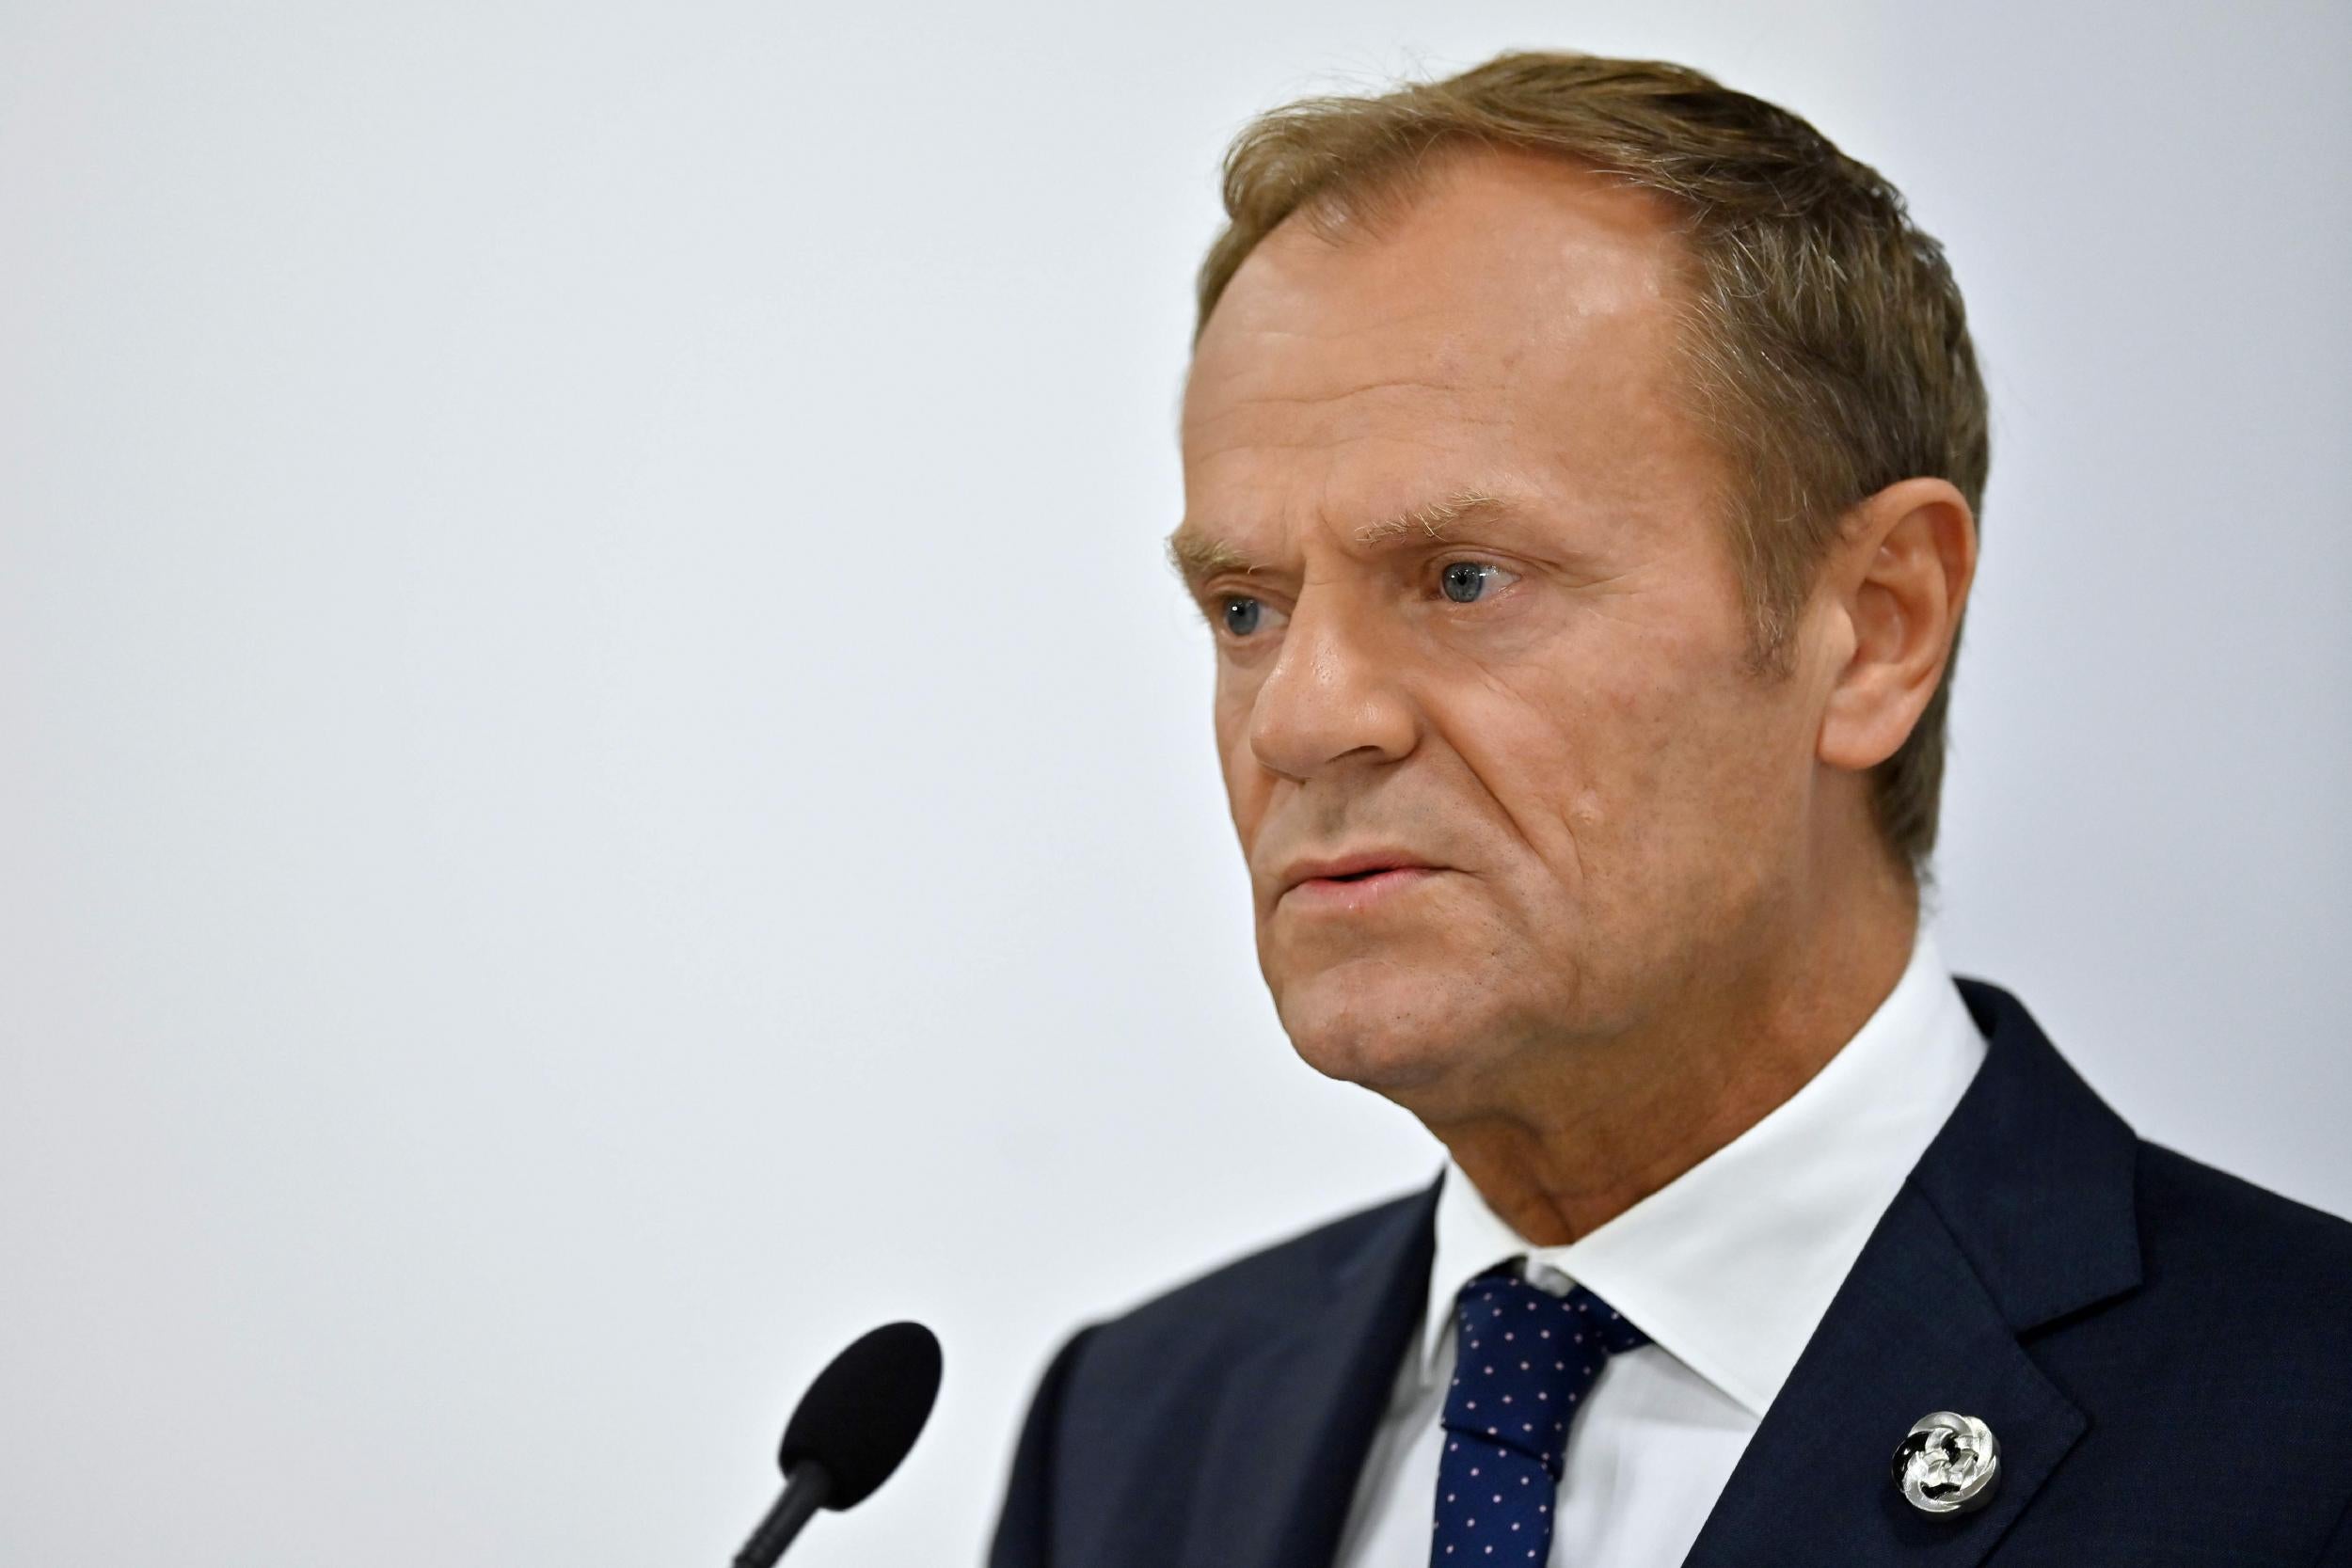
3;2;2345;1564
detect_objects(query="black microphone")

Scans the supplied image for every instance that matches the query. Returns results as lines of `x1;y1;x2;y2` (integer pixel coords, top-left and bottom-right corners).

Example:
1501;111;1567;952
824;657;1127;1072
733;1320;943;1567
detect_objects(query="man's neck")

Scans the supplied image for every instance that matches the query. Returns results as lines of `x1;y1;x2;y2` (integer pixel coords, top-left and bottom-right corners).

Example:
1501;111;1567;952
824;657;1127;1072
1420;877;1921;1247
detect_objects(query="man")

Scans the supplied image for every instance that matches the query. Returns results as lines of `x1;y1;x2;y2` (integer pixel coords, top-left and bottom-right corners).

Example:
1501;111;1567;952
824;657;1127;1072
989;51;2352;1567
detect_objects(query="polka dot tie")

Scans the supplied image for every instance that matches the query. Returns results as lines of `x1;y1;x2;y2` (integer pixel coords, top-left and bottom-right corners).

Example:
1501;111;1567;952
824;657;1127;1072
1428;1265;1648;1564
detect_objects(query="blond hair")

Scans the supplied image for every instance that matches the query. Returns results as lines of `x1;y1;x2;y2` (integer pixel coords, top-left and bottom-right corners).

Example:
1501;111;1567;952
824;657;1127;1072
1194;51;1988;870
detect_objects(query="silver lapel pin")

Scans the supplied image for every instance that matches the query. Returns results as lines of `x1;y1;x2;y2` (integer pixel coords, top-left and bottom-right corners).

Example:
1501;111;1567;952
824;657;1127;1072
1892;1411;2000;1514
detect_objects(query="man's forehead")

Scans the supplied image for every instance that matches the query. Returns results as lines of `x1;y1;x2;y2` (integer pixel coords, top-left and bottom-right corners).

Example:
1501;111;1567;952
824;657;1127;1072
1182;153;1690;464
1188;150;1685;379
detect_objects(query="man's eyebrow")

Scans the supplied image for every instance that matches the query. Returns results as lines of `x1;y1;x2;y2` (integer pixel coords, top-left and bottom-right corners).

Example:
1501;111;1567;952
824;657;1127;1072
1165;487;1514;586
1164;530;1260;584
1353;487;1510;545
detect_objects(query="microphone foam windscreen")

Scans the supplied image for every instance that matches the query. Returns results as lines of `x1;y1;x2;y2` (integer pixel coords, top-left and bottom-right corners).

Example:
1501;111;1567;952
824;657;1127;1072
778;1320;943;1509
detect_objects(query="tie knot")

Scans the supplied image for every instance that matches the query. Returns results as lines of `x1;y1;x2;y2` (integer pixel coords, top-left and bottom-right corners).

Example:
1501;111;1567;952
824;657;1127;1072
1441;1267;1647;1475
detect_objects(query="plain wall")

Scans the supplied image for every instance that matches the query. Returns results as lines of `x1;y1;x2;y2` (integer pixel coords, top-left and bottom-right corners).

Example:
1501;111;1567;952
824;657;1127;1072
3;2;2345;1563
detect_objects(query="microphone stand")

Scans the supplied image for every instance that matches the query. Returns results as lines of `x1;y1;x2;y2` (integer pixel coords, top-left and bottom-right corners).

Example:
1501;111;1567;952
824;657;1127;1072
734;1462;833;1568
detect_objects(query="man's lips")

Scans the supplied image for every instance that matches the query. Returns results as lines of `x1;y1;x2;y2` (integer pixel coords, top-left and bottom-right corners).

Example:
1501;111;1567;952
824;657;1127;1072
1280;865;1443;911
1275;851;1445;909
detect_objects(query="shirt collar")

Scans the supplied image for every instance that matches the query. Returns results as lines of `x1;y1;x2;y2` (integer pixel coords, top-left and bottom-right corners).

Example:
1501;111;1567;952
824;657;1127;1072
1419;924;1986;1418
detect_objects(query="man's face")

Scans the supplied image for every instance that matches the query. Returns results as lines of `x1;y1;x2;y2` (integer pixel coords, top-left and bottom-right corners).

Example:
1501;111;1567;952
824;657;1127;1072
1175;150;1841;1112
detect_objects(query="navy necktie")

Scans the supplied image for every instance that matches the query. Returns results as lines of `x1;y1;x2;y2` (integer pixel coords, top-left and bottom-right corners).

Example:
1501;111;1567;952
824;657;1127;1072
1429;1265;1648;1564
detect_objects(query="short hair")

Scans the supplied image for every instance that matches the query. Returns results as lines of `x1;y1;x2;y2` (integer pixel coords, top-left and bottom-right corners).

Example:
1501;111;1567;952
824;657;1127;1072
1193;51;1989;872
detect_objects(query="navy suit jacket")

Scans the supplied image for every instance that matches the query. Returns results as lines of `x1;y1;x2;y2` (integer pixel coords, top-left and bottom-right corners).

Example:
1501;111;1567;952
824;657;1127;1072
988;979;2352;1566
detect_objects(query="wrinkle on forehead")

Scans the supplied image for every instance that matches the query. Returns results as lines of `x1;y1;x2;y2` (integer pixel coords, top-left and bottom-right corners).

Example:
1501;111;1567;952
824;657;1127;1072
1186;374;1474;420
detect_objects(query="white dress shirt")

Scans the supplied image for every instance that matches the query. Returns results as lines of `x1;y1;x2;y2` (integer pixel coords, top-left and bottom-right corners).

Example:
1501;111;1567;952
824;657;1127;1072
1332;926;1988;1568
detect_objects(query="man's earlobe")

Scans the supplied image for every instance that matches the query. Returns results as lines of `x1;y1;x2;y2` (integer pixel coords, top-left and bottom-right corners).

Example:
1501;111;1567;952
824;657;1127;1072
1817;478;1977;773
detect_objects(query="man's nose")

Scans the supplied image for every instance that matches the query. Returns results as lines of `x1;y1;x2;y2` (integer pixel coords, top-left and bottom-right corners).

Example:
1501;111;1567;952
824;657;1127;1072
1247;588;1417;781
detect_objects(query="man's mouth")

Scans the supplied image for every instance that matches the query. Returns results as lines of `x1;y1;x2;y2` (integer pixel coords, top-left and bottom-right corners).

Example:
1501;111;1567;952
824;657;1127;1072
1277;852;1443;910
1284;866;1441;911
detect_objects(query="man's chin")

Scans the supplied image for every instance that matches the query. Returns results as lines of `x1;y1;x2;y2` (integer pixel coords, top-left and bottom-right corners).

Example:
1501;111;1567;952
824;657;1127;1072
1273;974;1484;1096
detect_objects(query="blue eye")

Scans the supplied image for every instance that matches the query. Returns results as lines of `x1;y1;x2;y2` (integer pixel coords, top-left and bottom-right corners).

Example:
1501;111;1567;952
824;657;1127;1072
1441;562;1512;603
1222;596;1263;636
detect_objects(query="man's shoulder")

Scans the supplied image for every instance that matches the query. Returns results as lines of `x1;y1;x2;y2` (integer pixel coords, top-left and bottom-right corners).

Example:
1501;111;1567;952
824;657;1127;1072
1077;1178;1436;1354
2131;1137;2352;1348
991;1181;1439;1564
2023;1130;2352;1491
1953;976;2351;1360
2013;1136;2352;1554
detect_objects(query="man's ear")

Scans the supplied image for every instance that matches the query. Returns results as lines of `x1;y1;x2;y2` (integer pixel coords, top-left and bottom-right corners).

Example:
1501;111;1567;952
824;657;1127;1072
1817;476;1978;773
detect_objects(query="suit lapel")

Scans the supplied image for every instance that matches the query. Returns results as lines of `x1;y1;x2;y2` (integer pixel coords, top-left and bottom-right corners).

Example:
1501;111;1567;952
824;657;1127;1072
1677;1181;2086;1565
1178;1178;1440;1568
1680;978;2143;1567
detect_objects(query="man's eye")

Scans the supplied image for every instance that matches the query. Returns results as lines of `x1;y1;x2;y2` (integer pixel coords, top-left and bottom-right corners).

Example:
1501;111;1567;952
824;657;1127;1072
1222;595;1267;636
1439;561;1519;604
